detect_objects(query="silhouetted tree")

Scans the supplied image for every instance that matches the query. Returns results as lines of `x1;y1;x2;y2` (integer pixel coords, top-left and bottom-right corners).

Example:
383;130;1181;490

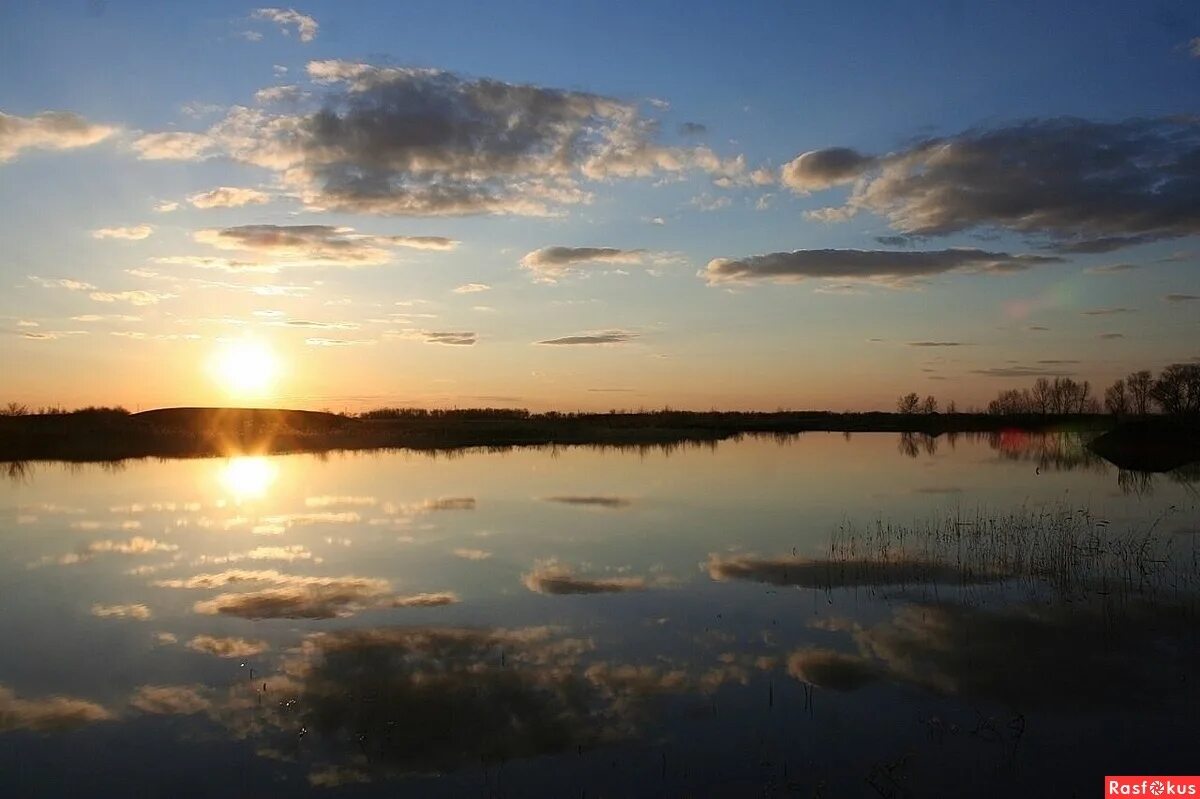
1031;378;1053;414
921;395;939;414
897;393;920;414
1150;363;1200;416
1104;379;1129;417
1127;370;1153;415
945;400;957;414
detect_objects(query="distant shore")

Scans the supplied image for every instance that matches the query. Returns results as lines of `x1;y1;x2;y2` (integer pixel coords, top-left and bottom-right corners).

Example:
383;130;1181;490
0;406;1133;464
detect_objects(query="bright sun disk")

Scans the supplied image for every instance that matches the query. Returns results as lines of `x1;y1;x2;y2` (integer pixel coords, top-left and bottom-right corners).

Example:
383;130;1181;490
212;338;279;396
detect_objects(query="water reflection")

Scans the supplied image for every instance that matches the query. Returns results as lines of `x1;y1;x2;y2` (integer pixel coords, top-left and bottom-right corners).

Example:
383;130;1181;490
0;435;1198;796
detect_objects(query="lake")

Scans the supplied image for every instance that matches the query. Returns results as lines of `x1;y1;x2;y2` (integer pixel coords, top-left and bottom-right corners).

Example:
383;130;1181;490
2;432;1197;797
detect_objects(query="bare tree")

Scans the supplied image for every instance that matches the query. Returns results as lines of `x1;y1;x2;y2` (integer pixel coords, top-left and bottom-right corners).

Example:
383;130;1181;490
1127;370;1153;415
1150;363;1200;416
945;399;957;414
2;402;29;417
896;393;920;414
1031;378;1052;414
1104;379;1129;417
921;395;939;414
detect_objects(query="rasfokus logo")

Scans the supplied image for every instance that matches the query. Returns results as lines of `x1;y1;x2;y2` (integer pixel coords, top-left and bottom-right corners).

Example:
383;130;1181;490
1106;777;1200;797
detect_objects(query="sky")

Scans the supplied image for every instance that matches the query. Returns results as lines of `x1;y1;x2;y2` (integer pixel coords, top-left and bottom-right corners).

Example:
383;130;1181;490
1;0;1198;412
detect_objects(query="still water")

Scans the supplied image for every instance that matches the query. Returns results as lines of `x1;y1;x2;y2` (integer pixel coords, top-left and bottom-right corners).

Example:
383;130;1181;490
1;433;1197;797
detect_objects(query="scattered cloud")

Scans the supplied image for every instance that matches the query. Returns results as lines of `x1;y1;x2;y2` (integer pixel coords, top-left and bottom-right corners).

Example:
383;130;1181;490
705;554;1005;588
92;225;153;241
251;8;319;42
0;110;116;163
89;290;175;306
305;337;376;347
520;246;675;281
678;122;707;136
907;341;967;347
452;548;492;561
130;685;210;715
153;200;180;213
971;365;1076;378
703;248;1060;287
537;330;638;346
132;131;215;160
1085;263;1139;274
544;496;632;508
188;186;270;209
1165;293;1199;302
1099;332;1125;339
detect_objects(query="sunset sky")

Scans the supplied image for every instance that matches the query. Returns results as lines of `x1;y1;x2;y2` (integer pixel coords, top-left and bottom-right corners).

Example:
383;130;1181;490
2;1;1198;412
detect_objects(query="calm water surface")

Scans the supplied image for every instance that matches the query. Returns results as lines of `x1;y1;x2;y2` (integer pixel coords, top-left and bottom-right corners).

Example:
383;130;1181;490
2;433;1197;797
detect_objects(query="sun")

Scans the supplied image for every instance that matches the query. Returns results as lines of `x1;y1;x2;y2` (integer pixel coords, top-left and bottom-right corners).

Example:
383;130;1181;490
219;456;278;501
211;338;280;397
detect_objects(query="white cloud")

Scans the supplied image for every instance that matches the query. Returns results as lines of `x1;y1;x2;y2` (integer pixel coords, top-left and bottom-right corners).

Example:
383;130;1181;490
188;186;271;209
252;8;319;42
92;225;153;241
0;110;116;163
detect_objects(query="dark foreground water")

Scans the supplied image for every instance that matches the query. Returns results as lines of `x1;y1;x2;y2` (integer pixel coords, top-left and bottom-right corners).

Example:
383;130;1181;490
1;432;1197;797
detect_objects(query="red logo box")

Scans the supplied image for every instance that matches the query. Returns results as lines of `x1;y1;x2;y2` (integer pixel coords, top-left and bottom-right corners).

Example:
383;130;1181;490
1106;777;1200;797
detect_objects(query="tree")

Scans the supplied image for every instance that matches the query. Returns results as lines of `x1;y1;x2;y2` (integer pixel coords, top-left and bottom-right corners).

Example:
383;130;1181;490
1031;378;1052;414
1104;379;1129;417
1127;370;1153;415
1150;363;1200;416
897;393;920;414
2;402;28;417
921;395;939;414
945;400;957;414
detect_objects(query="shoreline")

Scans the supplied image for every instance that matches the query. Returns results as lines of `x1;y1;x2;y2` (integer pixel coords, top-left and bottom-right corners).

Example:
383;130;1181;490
0;406;1121;464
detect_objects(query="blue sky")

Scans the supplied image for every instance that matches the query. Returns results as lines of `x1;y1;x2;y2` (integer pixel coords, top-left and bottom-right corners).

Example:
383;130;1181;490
1;1;1198;411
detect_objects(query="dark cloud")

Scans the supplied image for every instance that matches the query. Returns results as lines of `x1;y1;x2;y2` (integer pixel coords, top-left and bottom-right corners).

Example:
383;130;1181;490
908;341;967;347
703;248;1060;286
544;496;633;508
678;122;707;136
705;554;1006;588
780;147;876;193
149;62;742;217
972;366;1076;377
796;118;1200;252
787;649;880;692
423;331;476;346
523;560;651;595
1165;293;1199;302
537;330;638;346
1080;307;1136;316
193;224;457;268
1099;332;1125;339
0;110;116;163
1085;263;1140;274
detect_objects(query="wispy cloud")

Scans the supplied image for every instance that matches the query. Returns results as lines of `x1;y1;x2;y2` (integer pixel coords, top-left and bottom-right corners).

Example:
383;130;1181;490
0;110;116;163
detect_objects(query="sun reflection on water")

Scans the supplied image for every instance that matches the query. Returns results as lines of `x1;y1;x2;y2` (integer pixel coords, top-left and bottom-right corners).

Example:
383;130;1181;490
219;456;278;501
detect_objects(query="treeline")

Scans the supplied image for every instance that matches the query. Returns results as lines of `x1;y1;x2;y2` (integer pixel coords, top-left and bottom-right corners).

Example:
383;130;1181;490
2;403;130;418
986;363;1199;417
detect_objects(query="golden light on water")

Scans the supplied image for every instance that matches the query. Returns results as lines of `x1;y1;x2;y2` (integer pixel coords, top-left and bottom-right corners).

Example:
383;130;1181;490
219;456;278;500
211;338;279;397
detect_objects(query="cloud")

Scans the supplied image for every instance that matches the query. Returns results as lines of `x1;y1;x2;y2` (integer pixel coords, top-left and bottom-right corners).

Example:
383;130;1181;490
28;276;96;291
520;246;670;281
1085;263;1139;274
255;84;306;104
907;341;967;347
1165;293;1199;302
89;290;174;306
185;635;269;658
91;603;152;620
690;193;730;212
1191;37;1200;57
1080;307;1136;316
0;110;116;163
130;685;210;715
192;224;455;268
0;684;113;731
780;147;876;194
702;248;1060;286
705;554;1005;588
1099;332;1125;339
787;648;880;691
537;330;638;346
522;559;650;595
135;61;741;217
154;200;180;213
421;331;476;346
188;186;270;209
156;568;457;619
678;122;707;136
252;8;319;42
92;225;153;241
132;131;215;160
971;365;1076;377
452;283;491;294
544;496;632;509
795;118;1200;252
452;548;492;561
